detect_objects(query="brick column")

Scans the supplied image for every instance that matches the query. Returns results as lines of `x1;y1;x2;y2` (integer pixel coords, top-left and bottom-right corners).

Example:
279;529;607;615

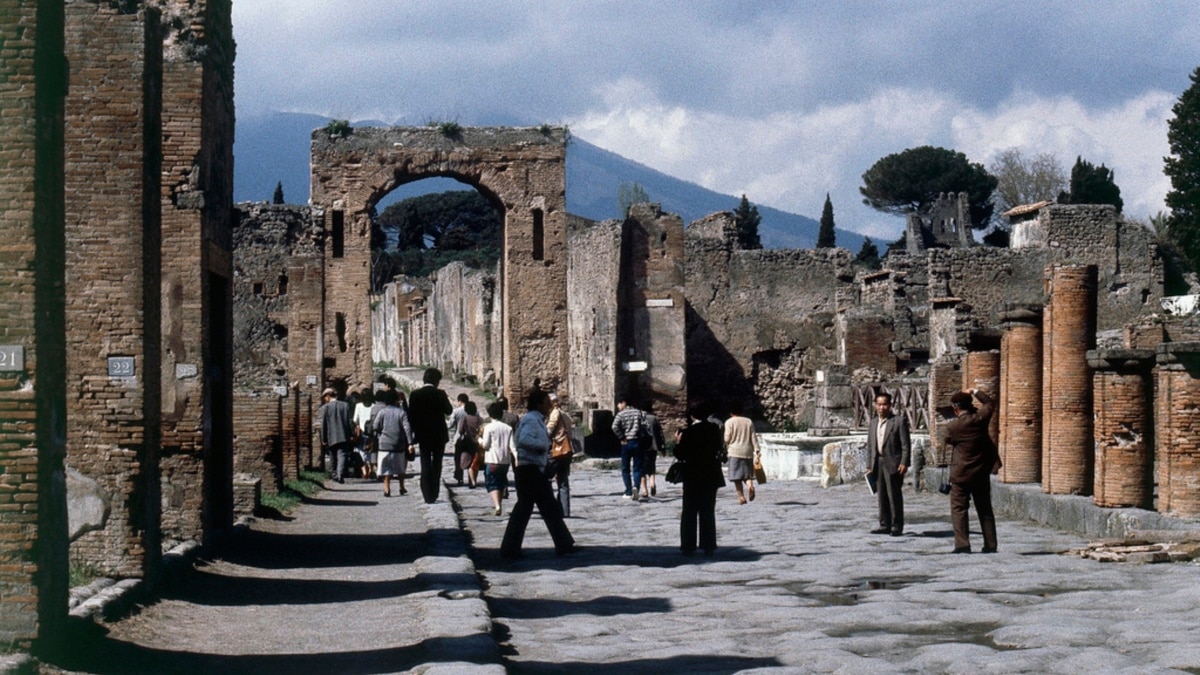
0;0;68;648
998;304;1042;483
962;348;1000;448
1154;343;1200;516
64;1;163;579
1088;349;1154;509
1041;265;1096;495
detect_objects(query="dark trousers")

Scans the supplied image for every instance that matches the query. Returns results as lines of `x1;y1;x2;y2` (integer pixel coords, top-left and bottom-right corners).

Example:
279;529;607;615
620;440;643;496
453;440;473;484
875;463;905;531
549;457;571;518
419;440;445;504
326;442;352;479
501;464;575;556
951;473;997;551
680;485;718;553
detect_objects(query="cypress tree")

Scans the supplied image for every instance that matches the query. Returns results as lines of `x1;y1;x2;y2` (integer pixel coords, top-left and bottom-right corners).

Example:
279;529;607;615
817;193;836;248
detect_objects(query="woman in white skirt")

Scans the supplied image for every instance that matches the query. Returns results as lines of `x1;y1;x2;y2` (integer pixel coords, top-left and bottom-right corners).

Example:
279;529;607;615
372;389;414;497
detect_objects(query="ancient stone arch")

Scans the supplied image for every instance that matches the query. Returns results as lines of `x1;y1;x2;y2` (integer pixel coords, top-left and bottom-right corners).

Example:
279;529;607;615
309;126;570;401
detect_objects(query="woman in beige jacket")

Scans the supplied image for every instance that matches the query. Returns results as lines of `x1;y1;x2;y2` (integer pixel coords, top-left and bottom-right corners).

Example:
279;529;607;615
723;402;760;505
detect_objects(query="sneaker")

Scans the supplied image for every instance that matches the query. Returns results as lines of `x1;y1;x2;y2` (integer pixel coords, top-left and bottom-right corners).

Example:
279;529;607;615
622;494;634;500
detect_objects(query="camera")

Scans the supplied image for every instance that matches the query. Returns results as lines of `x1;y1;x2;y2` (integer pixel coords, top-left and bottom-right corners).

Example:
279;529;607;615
938;482;952;495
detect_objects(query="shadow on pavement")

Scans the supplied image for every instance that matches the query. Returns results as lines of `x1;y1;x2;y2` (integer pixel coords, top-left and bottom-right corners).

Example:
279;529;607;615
159;568;478;607
504;654;782;674
43;620;497;675
488;595;671;619
209;528;460;569
473;545;764;570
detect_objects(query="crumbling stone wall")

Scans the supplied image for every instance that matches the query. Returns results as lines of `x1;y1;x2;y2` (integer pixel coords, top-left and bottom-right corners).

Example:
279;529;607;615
618;204;688;423
428;261;501;387
0;0;68;649
685;215;854;426
63;0;163;580
567;217;621;419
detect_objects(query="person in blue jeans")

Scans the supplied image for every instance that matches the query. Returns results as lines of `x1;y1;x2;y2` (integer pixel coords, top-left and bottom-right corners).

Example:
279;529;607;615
612;396;648;501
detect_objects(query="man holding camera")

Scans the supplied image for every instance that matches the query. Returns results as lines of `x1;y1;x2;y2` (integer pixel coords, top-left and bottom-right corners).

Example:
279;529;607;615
866;392;911;537
939;389;1000;554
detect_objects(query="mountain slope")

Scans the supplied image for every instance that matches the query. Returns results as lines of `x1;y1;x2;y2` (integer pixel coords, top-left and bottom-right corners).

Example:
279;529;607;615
232;112;865;251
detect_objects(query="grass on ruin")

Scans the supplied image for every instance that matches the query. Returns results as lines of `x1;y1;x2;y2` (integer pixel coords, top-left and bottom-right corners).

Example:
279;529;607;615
69;561;104;588
260;470;328;514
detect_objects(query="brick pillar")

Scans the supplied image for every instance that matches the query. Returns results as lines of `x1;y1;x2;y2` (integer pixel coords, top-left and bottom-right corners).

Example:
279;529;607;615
64;1;163;579
962;348;1000;448
1041;265;1096;495
998;304;1042;483
0;0;69;648
1089;349;1154;509
1154;343;1200;516
928;356;962;465
158;0;235;545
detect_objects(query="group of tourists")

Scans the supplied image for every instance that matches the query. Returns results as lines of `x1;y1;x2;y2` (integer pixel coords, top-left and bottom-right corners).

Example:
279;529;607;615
321;370;1001;558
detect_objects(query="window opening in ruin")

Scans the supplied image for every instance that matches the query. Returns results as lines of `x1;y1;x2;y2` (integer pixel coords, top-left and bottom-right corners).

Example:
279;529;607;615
332;210;345;258
278;274;288;295
336;312;347;352
273;323;287;340
532;208;545;261
253;282;263;296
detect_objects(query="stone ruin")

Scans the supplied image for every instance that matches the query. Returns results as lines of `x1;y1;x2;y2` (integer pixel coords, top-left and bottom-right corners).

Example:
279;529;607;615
6;0;1200;656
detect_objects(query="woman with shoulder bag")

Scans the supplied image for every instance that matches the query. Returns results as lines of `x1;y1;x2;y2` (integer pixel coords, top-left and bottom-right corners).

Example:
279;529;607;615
546;392;574;517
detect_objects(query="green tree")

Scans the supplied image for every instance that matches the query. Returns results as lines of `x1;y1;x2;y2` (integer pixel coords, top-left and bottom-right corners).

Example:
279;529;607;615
988;148;1067;214
860;146;998;228
371;190;502;289
1062;156;1123;212
1165;65;1200;270
272;181;284;205
817;193;836;248
617;181;650;217
855;237;880;270
733;194;762;249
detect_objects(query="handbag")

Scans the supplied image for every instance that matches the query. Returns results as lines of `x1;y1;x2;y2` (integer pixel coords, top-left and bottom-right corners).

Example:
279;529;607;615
665;460;684;484
753;455;767;484
550;435;574;459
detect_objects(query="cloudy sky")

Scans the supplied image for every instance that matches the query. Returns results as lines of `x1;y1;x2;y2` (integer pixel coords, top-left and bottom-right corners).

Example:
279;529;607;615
233;1;1200;241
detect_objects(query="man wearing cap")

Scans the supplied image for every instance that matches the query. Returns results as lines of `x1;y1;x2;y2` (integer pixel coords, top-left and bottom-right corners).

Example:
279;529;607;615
939;388;1000;553
318;386;355;483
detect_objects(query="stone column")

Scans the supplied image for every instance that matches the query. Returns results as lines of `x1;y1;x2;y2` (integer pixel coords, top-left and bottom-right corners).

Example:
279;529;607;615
1154;342;1200;516
1089;349;1154;509
1042;265;1096;495
998;304;1042;483
962;348;1000;448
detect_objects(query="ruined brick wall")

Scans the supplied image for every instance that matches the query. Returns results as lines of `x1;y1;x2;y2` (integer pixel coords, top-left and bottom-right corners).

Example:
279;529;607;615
155;0;235;546
962;349;1000;447
567;217;621;417
1042;265;1096;496
0;0;69;648
1090;350;1154;509
928;248;1046;328
310;126;569;403
233;204;322;388
1154;344;1200;516
619;204;688;423
232;393;283;492
684;216;854;426
838;311;895;374
64;0;163;579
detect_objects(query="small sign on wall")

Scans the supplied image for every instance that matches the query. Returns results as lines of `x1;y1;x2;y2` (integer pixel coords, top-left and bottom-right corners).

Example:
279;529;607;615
175;363;198;379
108;356;135;378
0;345;23;372
274;385;289;397
306;375;318;386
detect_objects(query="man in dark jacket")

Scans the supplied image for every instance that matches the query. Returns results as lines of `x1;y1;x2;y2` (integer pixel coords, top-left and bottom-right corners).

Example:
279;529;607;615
674;405;725;556
939;389;1000;553
407;368;453;504
318;387;355;483
866;392;912;536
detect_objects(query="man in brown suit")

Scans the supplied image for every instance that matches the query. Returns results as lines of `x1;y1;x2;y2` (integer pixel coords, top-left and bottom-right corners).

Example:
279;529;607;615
939;389;1000;553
